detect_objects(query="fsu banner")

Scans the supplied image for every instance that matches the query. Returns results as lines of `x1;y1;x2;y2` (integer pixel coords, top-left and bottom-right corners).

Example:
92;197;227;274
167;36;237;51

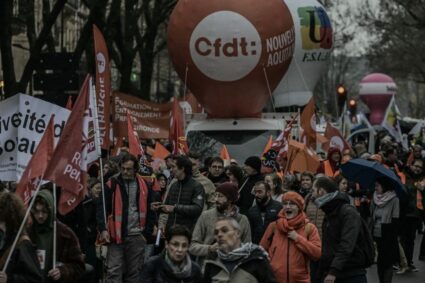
93;25;111;150
113;92;172;139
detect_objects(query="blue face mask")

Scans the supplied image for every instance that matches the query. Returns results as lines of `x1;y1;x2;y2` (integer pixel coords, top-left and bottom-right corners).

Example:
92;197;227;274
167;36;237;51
314;191;339;208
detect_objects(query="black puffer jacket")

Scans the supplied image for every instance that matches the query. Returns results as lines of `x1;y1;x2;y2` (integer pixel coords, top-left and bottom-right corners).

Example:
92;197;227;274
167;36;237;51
164;176;204;232
247;199;282;244
139;252;202;283
318;192;367;279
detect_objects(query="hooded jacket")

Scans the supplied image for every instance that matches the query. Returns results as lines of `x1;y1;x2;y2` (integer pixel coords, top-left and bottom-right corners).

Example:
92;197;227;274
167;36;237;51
317;147;341;177
29;190;85;283
237;173;264;215
260;210;321;283
203;244;276;283
317;192;367;279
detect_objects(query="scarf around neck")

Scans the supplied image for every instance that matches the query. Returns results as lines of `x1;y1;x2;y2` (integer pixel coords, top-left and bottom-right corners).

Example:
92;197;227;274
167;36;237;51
373;190;396;207
165;252;192;279
217;242;267;262
276;210;307;233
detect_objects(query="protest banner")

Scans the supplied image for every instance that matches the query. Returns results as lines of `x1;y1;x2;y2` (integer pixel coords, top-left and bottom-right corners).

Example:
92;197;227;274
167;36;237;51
0;94;70;181
113;92;172;139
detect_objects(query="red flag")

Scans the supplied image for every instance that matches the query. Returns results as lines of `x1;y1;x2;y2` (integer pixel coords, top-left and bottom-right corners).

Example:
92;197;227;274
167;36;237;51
169;99;188;154
323;122;350;152
65;95;73;110
16;116;55;206
93;25;111;150
44;75;92;215
127;112;144;157
301;97;316;148
272;114;297;159
220;145;231;161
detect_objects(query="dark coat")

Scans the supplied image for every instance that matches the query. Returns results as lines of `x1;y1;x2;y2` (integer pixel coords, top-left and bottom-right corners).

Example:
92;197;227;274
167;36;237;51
0;238;43;283
203;247;276;283
247;199;282;244
164;176;204;232
55;222;86;283
237;173;264;215
318;193;367;279
139;253;202;283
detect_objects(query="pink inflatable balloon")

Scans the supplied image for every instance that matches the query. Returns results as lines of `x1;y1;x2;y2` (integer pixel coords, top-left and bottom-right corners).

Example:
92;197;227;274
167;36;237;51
359;73;396;125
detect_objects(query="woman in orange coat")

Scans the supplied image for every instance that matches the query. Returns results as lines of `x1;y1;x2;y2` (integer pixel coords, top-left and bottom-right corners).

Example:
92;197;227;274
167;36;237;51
260;191;321;283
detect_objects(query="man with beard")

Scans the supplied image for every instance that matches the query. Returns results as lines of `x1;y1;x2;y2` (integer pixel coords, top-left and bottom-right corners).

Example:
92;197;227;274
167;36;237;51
189;182;251;266
299;172;314;198
247;181;282;244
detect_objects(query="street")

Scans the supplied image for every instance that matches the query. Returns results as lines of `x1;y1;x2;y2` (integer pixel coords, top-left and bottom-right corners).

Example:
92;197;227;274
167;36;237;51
367;234;425;283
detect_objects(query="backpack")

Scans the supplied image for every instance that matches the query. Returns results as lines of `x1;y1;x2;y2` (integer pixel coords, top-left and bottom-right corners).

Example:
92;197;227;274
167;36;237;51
340;204;375;268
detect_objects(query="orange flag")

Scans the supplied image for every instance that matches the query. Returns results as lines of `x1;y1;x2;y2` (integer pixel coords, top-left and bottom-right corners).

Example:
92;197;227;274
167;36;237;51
16;116;55;206
169;99;189;154
301;97;316;148
220;145;231;161
262;135;273;156
127;112;144;157
93;25;111;150
153;142;170;159
44;75;92;215
286;139;320;174
323;122;350;152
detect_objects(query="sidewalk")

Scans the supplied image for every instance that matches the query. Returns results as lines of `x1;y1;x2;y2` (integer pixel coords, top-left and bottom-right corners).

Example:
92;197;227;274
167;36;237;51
367;234;424;283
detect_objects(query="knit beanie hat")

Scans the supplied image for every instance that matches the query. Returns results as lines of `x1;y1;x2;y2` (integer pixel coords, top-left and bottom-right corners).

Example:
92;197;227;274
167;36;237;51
216;182;239;203
282;191;304;210
244;156;262;173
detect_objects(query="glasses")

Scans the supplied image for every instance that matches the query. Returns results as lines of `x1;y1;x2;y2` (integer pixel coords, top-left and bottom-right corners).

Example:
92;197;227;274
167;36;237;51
211;165;223;169
121;166;134;171
413;164;423;169
282;201;297;207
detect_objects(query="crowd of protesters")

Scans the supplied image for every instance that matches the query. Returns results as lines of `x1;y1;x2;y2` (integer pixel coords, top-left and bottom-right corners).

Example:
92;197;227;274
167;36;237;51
0;135;424;283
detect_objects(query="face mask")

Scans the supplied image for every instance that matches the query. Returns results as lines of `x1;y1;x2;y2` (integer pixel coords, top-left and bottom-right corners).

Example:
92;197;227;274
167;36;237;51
314;191;339;208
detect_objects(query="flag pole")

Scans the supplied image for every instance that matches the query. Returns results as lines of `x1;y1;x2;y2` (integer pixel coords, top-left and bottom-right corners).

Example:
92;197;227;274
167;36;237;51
1;179;45;271
90;78;107;225
52;183;57;269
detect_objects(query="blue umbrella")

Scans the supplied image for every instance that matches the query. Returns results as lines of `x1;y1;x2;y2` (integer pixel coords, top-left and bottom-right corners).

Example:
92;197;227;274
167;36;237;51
340;158;407;198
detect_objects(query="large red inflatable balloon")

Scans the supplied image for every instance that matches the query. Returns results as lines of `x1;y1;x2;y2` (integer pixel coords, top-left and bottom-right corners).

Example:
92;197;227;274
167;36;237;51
359;73;396;125
168;0;295;118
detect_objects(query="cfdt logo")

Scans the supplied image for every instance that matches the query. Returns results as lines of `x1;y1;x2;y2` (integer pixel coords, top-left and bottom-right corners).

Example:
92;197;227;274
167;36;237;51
189;11;262;82
298;6;332;50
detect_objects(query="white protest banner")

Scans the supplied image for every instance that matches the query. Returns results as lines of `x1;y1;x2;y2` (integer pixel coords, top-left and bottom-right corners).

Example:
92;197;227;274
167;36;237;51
0;94;70;181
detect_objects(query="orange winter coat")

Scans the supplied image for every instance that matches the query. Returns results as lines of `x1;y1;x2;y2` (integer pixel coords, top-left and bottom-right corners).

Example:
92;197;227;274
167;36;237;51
260;213;321;283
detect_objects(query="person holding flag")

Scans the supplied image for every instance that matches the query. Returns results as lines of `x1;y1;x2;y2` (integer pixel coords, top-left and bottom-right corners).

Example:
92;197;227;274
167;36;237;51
0;193;43;283
97;154;157;283
28;189;85;283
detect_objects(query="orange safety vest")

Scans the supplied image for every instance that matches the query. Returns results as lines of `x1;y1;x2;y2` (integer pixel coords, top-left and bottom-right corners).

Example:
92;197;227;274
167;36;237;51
417;180;425;210
107;175;148;244
324;160;340;178
383;164;406;184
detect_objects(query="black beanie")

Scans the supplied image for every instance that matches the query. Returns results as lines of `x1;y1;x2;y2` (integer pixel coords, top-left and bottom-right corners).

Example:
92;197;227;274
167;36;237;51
244;156;262;173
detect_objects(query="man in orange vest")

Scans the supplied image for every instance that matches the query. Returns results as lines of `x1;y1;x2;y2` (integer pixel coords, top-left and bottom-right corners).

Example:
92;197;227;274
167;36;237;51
97;154;157;283
317;147;341;178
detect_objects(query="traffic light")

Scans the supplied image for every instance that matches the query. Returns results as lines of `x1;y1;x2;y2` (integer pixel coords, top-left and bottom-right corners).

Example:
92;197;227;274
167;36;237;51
336;84;347;114
348;99;357;122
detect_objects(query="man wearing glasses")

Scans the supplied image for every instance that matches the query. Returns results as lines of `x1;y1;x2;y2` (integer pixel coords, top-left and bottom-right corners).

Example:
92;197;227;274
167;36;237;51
206;157;229;186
